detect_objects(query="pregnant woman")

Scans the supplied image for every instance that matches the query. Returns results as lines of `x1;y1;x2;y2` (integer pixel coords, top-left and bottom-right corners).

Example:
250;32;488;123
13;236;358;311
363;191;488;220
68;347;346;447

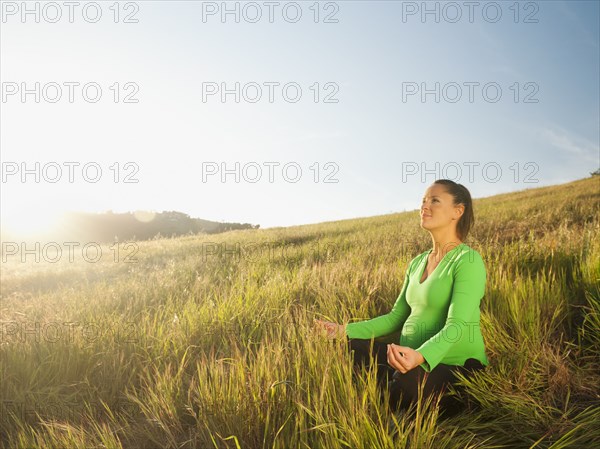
315;179;489;415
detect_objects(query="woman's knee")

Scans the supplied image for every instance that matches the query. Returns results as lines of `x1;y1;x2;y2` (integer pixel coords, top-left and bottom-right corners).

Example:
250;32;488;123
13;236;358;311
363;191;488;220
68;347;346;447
346;338;367;358
388;367;456;409
388;368;426;403
346;338;374;372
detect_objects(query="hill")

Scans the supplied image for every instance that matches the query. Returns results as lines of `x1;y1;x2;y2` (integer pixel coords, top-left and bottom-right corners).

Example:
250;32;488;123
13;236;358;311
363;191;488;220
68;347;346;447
0;210;259;244
1;176;598;448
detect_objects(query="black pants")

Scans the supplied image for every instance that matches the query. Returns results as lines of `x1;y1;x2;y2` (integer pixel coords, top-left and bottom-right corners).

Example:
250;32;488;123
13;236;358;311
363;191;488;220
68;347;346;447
346;337;486;416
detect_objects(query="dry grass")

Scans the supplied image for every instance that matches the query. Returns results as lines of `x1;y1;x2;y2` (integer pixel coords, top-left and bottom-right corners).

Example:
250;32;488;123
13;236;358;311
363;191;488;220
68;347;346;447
1;176;599;448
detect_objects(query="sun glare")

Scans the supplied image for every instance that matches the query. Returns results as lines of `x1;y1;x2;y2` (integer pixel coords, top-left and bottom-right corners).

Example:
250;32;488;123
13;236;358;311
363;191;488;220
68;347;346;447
1;205;66;239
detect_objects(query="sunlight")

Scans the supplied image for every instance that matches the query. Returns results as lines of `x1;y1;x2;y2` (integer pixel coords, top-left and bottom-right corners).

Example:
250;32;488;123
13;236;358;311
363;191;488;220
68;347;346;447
1;204;66;239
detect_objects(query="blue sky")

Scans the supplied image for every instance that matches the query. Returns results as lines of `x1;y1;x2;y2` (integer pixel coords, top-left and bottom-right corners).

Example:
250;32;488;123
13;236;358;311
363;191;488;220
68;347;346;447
1;0;598;233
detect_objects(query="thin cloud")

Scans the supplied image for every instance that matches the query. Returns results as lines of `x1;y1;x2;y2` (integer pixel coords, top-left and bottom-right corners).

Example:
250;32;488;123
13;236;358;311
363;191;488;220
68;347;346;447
538;126;599;163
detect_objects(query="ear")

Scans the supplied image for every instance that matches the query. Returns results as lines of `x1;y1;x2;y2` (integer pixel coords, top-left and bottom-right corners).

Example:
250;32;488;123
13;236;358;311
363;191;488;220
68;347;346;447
454;204;465;220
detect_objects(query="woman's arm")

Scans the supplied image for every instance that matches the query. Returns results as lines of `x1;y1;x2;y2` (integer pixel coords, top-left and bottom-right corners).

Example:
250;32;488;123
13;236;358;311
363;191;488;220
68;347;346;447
415;251;487;371
345;259;414;340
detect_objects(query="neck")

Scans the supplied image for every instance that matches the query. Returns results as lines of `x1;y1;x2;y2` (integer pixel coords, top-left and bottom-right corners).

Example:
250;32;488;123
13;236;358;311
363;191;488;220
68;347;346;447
429;231;462;258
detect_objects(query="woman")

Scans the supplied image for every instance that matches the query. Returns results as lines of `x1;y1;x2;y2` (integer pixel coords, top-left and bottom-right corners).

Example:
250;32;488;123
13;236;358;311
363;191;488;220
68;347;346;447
315;179;489;415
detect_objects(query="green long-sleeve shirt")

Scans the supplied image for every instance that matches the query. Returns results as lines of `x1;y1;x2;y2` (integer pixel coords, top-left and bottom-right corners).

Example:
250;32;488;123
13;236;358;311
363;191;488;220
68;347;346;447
345;243;489;372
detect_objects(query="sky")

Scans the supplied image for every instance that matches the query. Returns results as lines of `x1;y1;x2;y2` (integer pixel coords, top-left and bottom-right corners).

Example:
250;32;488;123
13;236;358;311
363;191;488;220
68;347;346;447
1;0;599;233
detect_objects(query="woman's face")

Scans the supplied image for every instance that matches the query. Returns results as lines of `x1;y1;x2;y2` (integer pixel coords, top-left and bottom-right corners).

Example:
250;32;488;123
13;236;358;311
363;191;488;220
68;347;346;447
420;183;464;235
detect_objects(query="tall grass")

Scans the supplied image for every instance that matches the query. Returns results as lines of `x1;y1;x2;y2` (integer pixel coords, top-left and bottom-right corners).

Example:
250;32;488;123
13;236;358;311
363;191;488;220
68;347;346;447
1;176;599;448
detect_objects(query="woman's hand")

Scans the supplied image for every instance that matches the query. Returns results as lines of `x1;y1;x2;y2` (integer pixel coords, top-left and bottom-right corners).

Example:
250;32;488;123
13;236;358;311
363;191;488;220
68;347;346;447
313;319;347;339
387;344;425;373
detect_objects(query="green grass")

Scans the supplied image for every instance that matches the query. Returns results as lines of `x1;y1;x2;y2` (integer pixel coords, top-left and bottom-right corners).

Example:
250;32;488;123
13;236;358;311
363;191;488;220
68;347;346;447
1;176;599;448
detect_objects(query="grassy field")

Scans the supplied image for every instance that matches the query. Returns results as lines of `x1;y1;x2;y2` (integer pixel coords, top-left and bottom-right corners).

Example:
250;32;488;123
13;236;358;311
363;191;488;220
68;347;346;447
1;176;599;449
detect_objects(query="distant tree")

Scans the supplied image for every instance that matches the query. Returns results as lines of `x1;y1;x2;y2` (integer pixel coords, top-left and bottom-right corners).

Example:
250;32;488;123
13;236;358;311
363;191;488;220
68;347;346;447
591;168;600;176
49;210;255;243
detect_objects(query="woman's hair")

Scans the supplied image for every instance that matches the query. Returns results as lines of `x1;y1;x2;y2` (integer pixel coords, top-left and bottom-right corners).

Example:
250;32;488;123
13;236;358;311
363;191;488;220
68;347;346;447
433;179;474;242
